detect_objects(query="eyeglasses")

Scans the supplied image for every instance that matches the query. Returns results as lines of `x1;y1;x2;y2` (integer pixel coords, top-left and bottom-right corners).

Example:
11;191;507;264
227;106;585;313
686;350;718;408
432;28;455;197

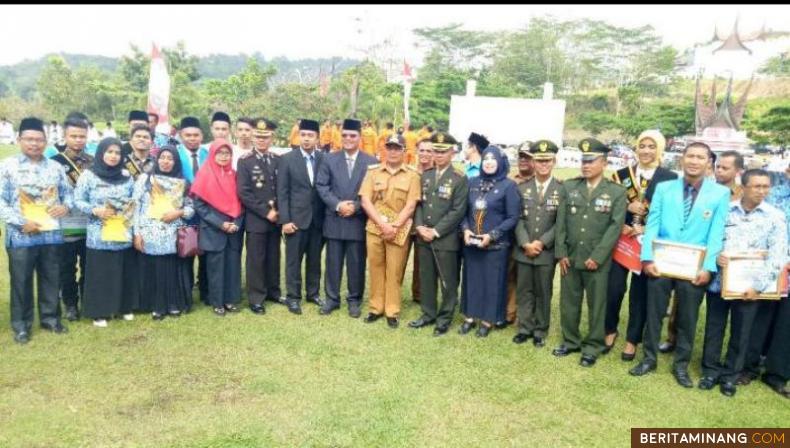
341;133;359;138
20;137;46;144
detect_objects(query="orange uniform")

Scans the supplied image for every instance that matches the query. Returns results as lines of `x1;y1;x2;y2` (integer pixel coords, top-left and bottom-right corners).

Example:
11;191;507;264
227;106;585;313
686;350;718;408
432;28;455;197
289;124;300;147
377;128;393;160
331;124;342;152
319;123;333;149
403;130;419;165
361;126;378;156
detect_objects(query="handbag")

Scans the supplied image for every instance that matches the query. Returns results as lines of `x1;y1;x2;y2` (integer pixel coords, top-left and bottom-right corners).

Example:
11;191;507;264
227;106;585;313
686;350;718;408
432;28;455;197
177;225;203;258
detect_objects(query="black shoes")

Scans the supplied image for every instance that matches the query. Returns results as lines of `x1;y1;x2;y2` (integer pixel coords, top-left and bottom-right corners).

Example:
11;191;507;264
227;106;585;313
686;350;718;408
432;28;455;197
13;331;30;344
319;302;340;316
433;325;449;337
213;307;226;317
475;325;491;338
364;312;383;323
494;320;513;329
348;303;362;319
408;317;435;329
761;376;790;399
533;336;545;348
152;312;166;321
65;306;80;322
306;296;326;307
698;376;717;390
629;361;656;377
41;322;68;334
387;317;399;329
250;304;266;315
580;355;597;367
737;371;758;386
719;382;737;397
224;304;240;313
672;369;694;388
265;296;286;305
458;320;476;335
286;300;302;315
658;341;675;353
552;345;581;357
621;351;636;362
512;333;531;344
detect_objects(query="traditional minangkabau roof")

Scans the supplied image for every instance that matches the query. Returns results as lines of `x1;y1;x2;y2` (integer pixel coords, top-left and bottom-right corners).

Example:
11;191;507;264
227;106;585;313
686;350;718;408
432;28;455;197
695;73;753;133
713;17;753;54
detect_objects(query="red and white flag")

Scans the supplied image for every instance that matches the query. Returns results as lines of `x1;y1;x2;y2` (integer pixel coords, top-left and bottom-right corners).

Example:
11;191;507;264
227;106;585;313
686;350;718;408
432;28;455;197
147;43;171;131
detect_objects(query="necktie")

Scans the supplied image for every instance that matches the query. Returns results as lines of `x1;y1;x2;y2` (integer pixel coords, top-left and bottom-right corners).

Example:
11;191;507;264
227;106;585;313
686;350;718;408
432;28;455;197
191;153;199;179
538;182;545;203
306;154;315;185
683;184;693;222
347;156;354;178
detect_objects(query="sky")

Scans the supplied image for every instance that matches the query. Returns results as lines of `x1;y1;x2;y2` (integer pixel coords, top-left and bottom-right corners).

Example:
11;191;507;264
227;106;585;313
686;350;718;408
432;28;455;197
1;4;789;66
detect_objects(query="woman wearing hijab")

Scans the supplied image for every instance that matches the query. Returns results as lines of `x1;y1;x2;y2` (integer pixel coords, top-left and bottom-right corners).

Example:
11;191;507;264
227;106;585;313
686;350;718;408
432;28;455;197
190;139;244;316
74;137;138;327
604;129;677;360
460;146;521;337
132;145;194;320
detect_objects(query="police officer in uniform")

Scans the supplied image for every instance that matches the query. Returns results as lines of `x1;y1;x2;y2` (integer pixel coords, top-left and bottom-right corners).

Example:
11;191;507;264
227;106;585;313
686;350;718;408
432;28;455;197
409;132;468;336
237;118;283;314
513;140;561;348
360;134;421;328
553;138;626;367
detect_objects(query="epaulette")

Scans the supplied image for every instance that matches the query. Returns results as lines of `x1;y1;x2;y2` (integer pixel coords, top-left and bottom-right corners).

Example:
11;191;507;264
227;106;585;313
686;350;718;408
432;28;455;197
368;164;381;170
452;167;464;176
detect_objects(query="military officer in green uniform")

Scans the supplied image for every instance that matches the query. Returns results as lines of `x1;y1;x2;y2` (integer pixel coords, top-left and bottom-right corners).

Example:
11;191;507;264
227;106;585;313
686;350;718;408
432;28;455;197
409;132;469;336
553;138;626;367
513;139;561;348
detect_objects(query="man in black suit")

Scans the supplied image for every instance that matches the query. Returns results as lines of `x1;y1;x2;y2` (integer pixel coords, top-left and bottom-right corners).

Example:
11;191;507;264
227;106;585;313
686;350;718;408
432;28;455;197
277;118;326;315
315;118;378;318
237;118;284;314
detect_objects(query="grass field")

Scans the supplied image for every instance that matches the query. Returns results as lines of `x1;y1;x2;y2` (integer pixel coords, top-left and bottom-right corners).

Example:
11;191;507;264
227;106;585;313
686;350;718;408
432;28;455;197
0;143;788;447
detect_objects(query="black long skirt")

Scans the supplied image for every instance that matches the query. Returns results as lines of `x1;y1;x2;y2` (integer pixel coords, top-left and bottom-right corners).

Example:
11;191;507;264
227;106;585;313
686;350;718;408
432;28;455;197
83;248;140;319
139;253;188;315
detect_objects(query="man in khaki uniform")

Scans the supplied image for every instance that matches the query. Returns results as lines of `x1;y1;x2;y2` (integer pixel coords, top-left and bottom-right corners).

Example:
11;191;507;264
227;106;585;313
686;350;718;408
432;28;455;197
360;134;421;328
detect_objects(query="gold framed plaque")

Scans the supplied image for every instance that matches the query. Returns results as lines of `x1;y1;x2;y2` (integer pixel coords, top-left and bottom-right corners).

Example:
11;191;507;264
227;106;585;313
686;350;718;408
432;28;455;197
652;239;706;281
722;252;782;300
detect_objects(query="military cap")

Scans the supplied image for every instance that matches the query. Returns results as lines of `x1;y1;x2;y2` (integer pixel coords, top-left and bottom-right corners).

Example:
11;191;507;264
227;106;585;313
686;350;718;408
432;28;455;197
530;139;559;160
128;110;148;122
517;141;534;157
384;134;405;148
468;132;490;150
179;116;201;130
431;131;458;152
19;117;45;133
578;137;610;161
299;119;320;133
253;118;277;137
211;111;231;124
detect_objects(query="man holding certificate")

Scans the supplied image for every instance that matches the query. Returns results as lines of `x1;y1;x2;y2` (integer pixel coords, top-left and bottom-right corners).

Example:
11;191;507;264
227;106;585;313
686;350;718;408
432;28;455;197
698;169;787;397
630;142;730;388
0;118;73;344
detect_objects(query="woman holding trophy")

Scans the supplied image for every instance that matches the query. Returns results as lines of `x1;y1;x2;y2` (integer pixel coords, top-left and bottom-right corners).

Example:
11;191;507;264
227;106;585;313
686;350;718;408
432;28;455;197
459;146;521;338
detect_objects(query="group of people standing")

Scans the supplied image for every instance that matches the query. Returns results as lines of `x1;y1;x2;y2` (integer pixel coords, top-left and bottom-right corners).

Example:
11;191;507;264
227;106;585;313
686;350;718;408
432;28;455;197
2;111;788;401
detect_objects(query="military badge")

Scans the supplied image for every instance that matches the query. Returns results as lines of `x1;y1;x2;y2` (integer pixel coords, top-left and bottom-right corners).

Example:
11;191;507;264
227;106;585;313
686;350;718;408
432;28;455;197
703;210;712;220
581;140;590;152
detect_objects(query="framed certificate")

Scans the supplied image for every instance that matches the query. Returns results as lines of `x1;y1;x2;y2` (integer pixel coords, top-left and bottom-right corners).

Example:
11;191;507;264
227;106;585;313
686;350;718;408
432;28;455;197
722;252;782;300
652;239;706;281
